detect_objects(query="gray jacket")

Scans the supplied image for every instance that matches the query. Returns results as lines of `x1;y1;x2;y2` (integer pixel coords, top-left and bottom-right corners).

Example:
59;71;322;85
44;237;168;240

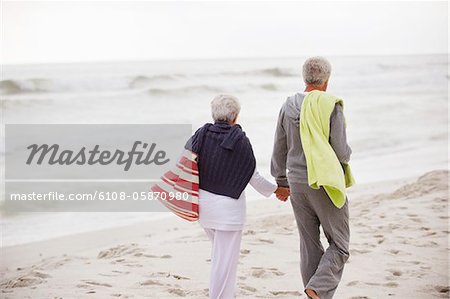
271;92;352;187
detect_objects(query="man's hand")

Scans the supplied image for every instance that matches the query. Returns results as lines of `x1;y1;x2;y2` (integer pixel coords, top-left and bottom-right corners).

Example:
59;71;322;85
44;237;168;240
274;186;290;202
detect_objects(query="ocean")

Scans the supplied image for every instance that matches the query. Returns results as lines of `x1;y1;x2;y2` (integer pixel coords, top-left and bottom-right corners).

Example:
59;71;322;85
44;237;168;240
1;54;448;246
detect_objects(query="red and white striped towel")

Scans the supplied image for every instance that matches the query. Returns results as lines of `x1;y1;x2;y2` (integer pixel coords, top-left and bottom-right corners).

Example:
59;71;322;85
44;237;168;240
150;150;199;222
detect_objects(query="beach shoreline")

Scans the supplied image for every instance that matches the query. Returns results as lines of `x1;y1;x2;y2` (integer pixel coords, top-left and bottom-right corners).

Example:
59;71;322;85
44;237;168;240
1;170;448;298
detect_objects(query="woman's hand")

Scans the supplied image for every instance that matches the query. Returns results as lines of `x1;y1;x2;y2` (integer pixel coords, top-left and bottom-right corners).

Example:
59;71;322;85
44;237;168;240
274;186;290;201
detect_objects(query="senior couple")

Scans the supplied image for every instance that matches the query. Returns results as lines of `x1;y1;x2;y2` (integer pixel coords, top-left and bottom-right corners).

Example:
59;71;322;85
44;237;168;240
187;57;352;299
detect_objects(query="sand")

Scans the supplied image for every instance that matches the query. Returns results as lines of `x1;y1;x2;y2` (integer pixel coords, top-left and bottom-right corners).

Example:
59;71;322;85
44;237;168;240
1;170;448;298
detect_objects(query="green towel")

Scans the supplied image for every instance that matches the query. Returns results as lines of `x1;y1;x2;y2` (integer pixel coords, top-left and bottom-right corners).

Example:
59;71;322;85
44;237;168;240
300;90;355;208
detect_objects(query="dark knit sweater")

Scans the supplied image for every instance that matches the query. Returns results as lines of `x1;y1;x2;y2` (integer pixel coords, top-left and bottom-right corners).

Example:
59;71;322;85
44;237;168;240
185;122;256;199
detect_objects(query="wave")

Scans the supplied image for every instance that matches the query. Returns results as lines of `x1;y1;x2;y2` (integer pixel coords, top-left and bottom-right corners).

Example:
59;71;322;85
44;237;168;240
147;85;222;96
0;68;290;96
1;74;185;95
145;82;279;96
249;68;296;77
0;79;54;95
377;63;427;71
129;74;182;88
253;83;278;91
220;67;296;77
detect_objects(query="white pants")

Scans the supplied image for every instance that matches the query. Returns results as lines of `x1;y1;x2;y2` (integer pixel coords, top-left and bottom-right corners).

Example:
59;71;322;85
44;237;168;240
204;228;242;299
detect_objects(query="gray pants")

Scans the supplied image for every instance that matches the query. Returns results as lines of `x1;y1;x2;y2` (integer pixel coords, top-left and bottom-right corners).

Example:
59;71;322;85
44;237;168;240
290;183;350;299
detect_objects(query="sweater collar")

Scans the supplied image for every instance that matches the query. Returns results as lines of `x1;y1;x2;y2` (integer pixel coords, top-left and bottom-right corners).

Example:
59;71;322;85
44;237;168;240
210;121;240;131
206;122;244;150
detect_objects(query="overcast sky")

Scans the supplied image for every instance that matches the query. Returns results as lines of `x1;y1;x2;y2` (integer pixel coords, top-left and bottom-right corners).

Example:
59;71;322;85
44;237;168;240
2;1;448;64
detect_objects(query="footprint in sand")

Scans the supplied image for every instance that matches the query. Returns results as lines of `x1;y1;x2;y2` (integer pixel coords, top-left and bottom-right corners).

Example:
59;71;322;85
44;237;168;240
171;274;190;280
350;248;372;255
141;254;172;259
167;288;186;296
387;269;402;277
244;229;269;236
40;257;73;270
269;290;302;297
257;238;274;244
0;270;51;289
373;234;386;244
97;243;143;259
346;281;359;286
124;263;143;268
435;286;449;295
250;267;285;278
182;288;209;297
239;283;257;293
240;249;251;258
140;279;164;286
360;242;377;248
111;294;132;298
98;272;123;277
377;238;386;244
112;270;130;275
148;272;190;281
383;282;398;288
76;280;112;288
388;223;402;230
364;282;381;286
414;240;439;248
422;231;438;237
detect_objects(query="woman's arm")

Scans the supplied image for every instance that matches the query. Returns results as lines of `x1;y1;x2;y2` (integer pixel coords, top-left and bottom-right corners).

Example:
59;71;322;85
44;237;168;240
249;170;277;197
249;169;289;200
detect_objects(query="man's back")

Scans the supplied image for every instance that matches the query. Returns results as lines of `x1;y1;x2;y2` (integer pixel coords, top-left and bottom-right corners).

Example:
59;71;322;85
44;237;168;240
271;92;352;187
275;56;352;299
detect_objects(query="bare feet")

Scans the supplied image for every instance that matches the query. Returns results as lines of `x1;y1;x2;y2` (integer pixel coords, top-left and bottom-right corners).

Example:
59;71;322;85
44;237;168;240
305;288;320;299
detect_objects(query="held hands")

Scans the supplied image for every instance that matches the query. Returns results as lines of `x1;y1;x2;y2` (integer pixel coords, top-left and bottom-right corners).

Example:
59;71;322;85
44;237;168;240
274;186;290;202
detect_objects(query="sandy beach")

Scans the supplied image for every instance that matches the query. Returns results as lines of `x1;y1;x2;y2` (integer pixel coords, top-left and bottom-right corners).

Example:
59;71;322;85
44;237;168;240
1;169;448;298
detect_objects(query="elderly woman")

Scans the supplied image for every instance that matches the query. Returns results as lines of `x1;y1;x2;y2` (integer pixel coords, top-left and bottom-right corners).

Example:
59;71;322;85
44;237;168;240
187;95;289;299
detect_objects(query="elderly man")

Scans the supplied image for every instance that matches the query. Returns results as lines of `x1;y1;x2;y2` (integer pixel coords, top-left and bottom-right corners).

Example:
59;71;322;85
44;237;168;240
271;57;352;299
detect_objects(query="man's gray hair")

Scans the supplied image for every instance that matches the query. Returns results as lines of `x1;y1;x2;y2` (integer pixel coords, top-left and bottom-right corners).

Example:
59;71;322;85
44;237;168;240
211;94;241;123
302;56;332;85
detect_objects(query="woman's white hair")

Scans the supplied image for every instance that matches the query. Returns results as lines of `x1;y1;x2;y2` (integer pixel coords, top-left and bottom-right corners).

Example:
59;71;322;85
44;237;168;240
211;94;241;123
302;56;332;85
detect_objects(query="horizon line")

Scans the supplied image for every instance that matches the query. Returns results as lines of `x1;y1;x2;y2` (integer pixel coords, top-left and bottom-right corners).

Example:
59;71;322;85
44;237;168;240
2;52;448;67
